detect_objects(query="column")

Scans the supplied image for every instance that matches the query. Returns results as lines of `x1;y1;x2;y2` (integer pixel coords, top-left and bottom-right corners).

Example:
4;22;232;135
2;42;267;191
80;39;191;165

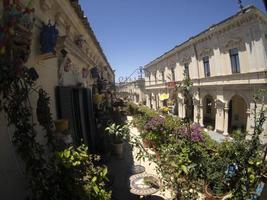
182;103;186;118
223;107;229;136
246;108;251;134
193;104;199;123
199;104;204;126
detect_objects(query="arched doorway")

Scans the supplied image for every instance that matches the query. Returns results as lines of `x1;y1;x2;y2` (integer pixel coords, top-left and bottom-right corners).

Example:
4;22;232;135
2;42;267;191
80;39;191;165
203;95;215;129
228;95;247;133
185;95;194;121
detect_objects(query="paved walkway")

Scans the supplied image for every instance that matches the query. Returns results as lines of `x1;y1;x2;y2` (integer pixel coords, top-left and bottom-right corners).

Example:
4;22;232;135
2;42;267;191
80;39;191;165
129;116;174;200
206;129;226;142
105;116;213;200
104;116;173;200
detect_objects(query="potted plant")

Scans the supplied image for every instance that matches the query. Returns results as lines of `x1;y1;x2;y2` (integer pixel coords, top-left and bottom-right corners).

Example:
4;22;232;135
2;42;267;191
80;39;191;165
105;123;130;158
203;146;233;200
54;119;69;133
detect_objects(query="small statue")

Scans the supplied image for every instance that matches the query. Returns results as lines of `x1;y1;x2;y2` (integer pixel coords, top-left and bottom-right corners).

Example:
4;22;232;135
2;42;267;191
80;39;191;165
40;20;58;53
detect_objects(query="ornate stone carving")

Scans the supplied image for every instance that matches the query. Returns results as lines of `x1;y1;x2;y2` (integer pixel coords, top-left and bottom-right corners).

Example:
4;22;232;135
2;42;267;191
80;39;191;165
215;99;225;109
198;47;213;58
223;37;246;52
180;55;191;65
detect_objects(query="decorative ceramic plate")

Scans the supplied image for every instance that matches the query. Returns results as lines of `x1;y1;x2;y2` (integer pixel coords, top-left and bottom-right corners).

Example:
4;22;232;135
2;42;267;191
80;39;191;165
129;173;161;196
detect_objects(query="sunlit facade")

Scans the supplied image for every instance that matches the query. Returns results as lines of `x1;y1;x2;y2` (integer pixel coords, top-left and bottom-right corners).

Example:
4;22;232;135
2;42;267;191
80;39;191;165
144;6;267;135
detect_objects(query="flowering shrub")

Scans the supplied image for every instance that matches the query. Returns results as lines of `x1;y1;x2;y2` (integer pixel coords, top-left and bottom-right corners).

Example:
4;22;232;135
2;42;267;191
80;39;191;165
159;106;170;114
142;116;168;146
164;116;182;135
180;123;204;142
144;116;165;133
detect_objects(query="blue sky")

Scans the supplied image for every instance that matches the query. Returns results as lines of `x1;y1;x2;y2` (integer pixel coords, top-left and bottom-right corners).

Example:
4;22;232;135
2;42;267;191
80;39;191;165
80;0;265;81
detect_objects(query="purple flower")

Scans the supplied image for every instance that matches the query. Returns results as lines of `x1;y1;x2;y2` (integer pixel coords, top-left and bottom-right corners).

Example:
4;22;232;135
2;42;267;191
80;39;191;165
144;116;165;133
180;123;203;142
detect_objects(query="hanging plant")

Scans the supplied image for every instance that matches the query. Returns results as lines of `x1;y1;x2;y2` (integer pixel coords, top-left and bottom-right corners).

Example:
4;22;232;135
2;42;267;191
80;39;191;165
0;2;111;199
40;20;59;54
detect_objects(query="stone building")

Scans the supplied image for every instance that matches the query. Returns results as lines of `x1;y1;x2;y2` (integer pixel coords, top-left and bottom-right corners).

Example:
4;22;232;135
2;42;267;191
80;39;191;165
116;78;146;104
0;0;114;199
144;6;267;136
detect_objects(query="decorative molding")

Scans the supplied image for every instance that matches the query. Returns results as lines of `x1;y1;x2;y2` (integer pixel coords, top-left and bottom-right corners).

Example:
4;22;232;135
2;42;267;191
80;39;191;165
198;47;213;59
215;99;225;109
180;55;191;65
40;0;52;12
223;37;246;52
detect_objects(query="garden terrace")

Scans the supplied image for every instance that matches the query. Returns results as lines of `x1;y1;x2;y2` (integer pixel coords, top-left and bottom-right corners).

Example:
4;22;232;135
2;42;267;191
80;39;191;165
128;102;267;199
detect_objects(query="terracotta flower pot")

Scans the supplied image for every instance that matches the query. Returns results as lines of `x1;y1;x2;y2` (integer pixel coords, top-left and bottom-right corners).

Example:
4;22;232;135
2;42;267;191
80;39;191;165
204;183;228;200
54;119;69;132
142;139;150;148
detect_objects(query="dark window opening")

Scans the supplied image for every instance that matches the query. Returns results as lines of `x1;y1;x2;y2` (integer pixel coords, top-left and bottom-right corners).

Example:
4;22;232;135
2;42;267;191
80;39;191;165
184;63;189;78
229;48;240;73
203;56;210;77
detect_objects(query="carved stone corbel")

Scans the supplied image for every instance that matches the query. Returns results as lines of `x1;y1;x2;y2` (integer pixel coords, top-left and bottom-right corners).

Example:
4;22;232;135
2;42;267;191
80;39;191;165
198;47;213;59
180;55;191;65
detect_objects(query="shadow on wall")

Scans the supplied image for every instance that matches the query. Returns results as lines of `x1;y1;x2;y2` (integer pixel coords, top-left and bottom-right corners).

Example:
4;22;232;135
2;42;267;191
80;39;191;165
0;114;28;200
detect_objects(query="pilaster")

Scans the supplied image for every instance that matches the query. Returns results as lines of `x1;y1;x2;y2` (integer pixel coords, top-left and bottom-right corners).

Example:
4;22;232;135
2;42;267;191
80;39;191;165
223;107;229;136
215;99;225;133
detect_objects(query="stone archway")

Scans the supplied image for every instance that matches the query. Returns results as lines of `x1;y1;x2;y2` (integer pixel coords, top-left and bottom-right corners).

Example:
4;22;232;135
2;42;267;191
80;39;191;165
185;94;194;121
228;95;247;133
203;95;216;129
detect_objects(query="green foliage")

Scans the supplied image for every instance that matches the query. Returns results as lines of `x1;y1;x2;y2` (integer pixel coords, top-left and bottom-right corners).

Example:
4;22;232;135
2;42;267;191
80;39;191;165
164;115;182;132
53;144;111;200
105;123;130;144
127;102;139;115
129;88;267;199
137;105;159;119
132;115;147;131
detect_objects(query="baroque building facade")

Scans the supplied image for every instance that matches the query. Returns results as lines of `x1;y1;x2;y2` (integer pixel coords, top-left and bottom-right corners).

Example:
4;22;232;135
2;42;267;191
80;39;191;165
144;6;267;136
